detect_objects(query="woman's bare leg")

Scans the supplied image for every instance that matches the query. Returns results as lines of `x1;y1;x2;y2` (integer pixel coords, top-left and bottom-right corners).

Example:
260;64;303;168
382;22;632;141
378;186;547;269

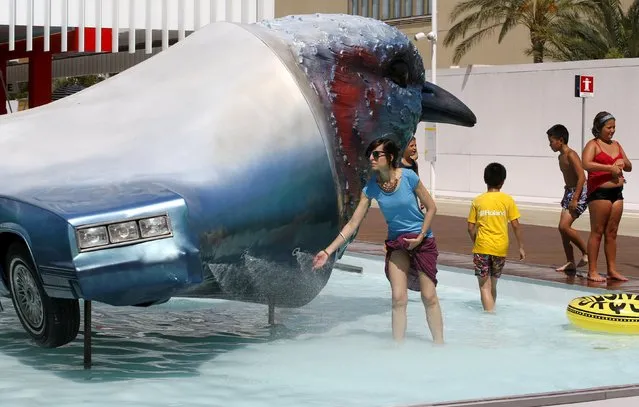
586;200;611;282
418;271;444;344
604;199;627;281
387;250;409;342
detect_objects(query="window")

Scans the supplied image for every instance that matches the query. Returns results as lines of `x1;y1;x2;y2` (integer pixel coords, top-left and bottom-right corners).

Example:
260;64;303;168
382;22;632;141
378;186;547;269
350;0;431;20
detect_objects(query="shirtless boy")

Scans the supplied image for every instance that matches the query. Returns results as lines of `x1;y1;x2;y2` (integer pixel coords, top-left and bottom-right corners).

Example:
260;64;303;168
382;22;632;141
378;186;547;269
547;124;588;272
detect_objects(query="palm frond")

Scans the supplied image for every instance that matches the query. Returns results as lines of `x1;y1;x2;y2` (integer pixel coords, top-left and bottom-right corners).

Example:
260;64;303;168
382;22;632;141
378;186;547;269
451;23;503;64
443;0;639;64
625;0;639;56
448;0;510;22
498;2;526;43
443;4;511;47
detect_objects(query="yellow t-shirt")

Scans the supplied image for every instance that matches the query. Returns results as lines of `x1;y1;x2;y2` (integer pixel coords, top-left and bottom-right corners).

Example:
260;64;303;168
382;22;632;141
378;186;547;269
467;191;521;257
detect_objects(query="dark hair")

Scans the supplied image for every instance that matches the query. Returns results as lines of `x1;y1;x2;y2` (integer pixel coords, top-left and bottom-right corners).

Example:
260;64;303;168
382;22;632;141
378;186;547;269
592;111;615;137
547;124;569;144
484;162;507;188
365;138;400;168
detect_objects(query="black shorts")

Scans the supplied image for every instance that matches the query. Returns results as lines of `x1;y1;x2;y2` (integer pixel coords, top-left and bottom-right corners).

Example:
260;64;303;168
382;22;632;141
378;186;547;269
587;186;623;203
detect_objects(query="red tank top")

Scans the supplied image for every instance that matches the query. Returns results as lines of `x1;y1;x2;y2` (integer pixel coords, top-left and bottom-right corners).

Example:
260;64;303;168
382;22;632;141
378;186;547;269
587;141;623;195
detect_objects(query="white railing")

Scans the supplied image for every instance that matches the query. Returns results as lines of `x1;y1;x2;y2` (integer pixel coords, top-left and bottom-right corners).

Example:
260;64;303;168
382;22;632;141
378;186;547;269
2;0;275;53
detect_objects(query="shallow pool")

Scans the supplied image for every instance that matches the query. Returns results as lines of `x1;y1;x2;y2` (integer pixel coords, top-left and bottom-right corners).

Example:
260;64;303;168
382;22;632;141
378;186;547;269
1;253;637;407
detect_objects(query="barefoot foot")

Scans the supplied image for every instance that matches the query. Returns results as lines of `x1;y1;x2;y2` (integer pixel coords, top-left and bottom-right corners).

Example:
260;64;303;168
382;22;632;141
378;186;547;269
607;271;629;282
586;272;606;282
556;262;576;272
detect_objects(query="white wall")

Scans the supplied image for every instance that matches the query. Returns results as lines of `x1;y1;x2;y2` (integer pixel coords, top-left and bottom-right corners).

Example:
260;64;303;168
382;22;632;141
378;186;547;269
417;58;639;210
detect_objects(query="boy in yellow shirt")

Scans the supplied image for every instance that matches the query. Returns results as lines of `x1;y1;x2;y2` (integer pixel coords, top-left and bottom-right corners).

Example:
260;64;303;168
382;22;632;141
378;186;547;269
467;163;526;312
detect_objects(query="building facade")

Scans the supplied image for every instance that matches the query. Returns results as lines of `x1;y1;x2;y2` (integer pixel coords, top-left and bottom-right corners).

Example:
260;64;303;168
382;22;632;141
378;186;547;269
2;0;634;114
275;0;635;69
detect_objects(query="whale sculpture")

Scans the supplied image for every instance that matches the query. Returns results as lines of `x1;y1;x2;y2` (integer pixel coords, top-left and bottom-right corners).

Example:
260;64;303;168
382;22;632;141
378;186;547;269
0;14;476;347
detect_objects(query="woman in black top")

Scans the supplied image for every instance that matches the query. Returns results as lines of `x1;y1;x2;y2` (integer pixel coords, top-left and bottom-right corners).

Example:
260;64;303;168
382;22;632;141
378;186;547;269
401;136;419;175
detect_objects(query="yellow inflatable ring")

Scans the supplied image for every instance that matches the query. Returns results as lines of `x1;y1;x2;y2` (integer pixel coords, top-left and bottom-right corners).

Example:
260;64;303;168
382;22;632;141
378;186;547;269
567;294;639;334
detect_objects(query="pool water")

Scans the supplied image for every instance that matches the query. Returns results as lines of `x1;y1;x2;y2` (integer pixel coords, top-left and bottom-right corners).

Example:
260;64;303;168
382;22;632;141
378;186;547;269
1;253;638;407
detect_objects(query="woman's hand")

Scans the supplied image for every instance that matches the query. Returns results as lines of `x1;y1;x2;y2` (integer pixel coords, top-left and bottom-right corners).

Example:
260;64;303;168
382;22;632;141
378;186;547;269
610;164;623;175
312;250;329;270
403;234;424;251
610;164;623;181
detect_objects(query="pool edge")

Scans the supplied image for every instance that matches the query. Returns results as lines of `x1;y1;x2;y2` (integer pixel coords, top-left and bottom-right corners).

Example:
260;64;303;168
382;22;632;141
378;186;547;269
403;383;639;407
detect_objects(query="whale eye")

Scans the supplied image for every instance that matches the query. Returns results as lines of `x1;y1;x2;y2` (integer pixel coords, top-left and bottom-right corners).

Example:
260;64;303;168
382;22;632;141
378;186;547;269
387;60;409;88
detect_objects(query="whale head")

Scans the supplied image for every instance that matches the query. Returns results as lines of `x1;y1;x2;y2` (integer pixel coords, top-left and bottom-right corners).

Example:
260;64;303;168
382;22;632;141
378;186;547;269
258;14;476;214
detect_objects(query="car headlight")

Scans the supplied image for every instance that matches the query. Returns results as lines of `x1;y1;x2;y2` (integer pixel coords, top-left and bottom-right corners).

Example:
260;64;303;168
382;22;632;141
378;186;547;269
77;226;109;249
107;221;140;243
76;214;172;252
139;216;171;238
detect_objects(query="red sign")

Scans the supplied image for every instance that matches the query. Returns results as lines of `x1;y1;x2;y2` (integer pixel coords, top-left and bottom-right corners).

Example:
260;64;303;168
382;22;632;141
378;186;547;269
575;75;595;98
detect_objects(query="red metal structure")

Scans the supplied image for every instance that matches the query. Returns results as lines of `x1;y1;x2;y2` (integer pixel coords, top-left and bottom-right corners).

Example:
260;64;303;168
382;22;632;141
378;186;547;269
0;27;112;114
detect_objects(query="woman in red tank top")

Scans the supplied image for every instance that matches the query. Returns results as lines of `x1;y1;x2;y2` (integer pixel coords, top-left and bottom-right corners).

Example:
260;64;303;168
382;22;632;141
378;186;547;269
581;111;632;283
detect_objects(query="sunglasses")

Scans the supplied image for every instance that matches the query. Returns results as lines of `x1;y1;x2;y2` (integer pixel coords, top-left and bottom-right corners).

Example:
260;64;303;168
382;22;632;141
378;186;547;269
370;151;386;160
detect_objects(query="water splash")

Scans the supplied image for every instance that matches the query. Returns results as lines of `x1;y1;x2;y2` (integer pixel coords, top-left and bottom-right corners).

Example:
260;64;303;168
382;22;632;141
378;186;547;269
205;249;331;305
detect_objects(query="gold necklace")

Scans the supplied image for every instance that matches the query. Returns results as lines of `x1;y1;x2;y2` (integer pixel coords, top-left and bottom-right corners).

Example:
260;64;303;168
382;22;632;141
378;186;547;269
378;175;398;193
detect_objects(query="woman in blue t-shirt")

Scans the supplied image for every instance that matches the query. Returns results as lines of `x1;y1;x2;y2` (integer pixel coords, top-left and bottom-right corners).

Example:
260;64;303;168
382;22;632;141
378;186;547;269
313;138;443;344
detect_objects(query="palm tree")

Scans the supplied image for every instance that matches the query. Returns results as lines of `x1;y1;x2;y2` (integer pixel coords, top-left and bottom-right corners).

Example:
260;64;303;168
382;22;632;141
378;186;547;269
546;0;639;61
443;0;598;64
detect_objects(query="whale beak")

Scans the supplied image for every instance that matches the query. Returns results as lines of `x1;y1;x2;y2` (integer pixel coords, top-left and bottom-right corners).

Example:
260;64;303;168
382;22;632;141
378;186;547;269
420;81;477;127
